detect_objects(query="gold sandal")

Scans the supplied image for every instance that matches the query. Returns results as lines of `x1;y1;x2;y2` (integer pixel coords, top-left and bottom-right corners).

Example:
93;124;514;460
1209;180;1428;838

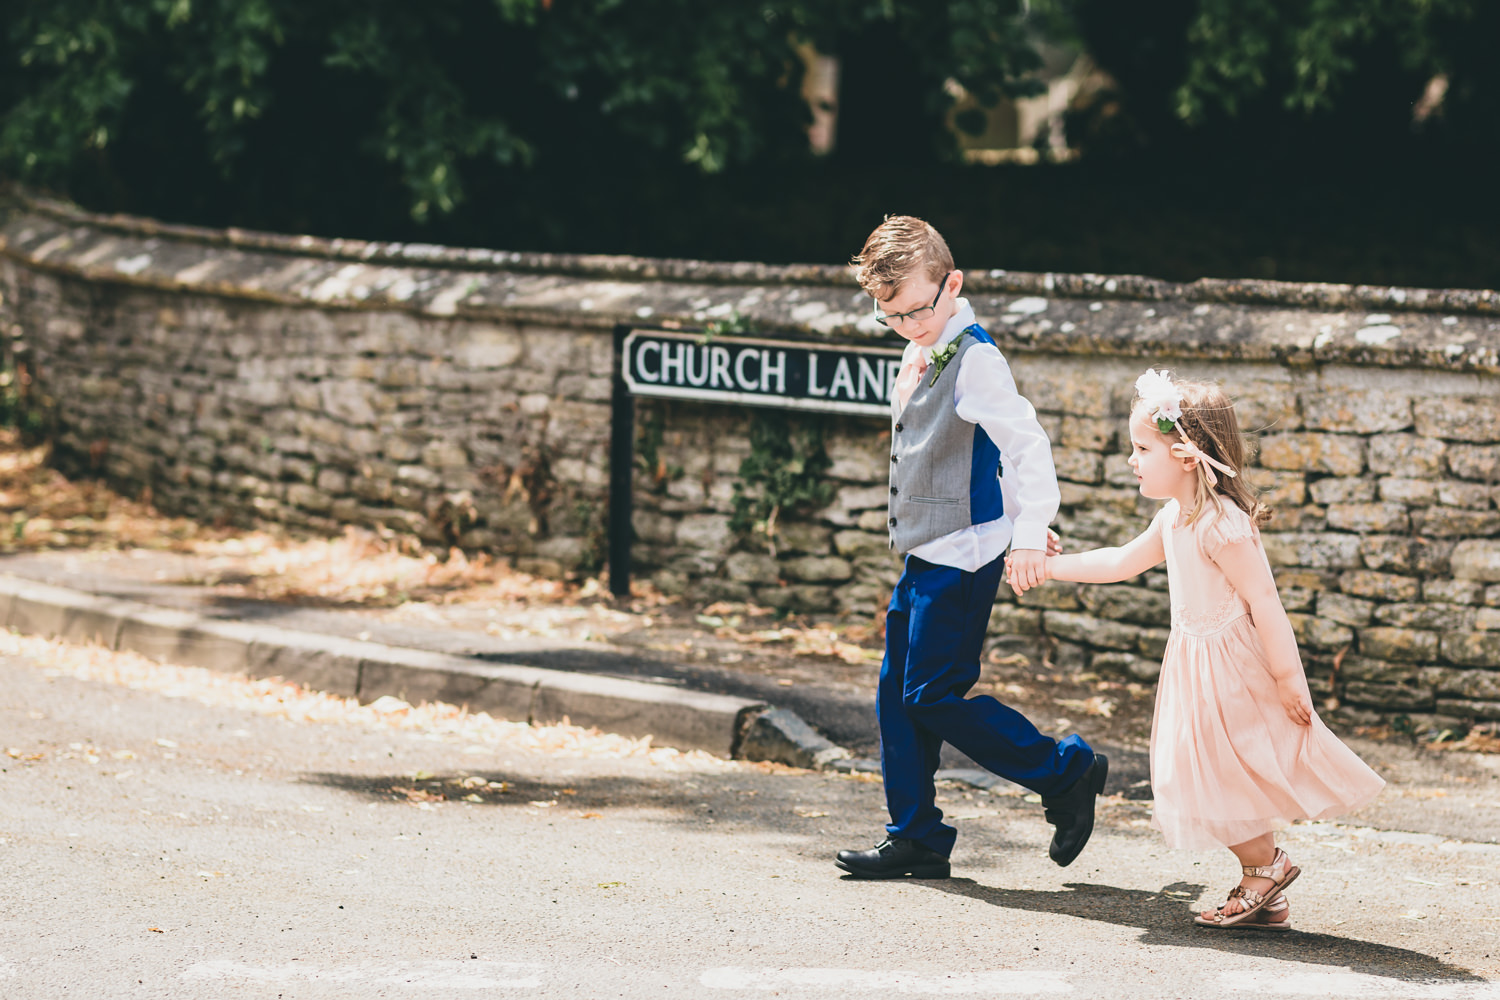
1194;890;1291;931
1200;849;1301;928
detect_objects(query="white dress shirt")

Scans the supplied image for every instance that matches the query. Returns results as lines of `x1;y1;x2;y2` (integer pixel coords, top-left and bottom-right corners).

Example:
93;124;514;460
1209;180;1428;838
892;298;1060;572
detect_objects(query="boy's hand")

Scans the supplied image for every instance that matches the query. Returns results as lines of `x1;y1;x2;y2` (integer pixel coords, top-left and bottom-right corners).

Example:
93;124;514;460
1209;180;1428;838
1007;548;1047;596
1277;677;1313;726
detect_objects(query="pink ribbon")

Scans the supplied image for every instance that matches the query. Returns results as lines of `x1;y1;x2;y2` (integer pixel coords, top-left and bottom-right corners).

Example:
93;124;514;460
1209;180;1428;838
1171;436;1238;486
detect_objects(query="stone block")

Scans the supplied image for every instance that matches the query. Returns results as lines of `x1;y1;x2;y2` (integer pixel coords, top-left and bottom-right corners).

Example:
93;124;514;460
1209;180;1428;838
1414;395;1500;443
1359;626;1439;663
1437;481;1494;509
1477;609;1500;631
833;530;886;558
1377;477;1437;506
1079;584;1171;627
989;603;1044;637
1448;443;1500;481
286;483;333;514
856;509;890;532
1044;611;1139;651
1017;583;1081;611
1490;584;1500;607
1017;368;1114;418
1368;434;1446;478
1325;502;1409;534
1440;632;1500;669
824;438;890;482
1361;535;1453;576
776;522;832;555
1435;699;1500;721
1452;540;1500;582
1308;477;1376;504
1341;681;1434;711
1061;415;1116;451
1339;569;1420;602
1373;603;1475;632
1424;578;1485;606
737;708;848;769
1317;592;1374;627
452;325;524;369
1446;667;1500;701
1102;453;1138;489
1342;656;1421;684
1412;507;1500;538
1052;447;1102;484
1136;628;1171;659
1258;433;1365;476
781;555;853;583
1245;469;1307;507
675;514;734;559
1273;569;1335;612
1261;532;1364;570
1302;387;1412;434
1288;614;1354;651
835;483;891;514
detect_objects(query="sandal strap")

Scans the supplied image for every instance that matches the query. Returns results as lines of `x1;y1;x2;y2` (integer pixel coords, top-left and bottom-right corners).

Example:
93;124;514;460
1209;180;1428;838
1241;848;1289;879
1239;886;1269;908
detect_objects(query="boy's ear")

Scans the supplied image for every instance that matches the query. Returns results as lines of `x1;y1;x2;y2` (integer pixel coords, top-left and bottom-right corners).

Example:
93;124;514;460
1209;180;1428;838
948;270;964;297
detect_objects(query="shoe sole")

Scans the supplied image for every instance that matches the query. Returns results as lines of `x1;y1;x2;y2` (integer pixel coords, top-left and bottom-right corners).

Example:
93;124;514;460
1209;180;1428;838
833;860;951;880
1050;752;1108;868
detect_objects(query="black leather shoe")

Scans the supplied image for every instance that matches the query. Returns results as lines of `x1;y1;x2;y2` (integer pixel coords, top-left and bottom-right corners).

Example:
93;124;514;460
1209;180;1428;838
1042;752;1109;868
835;837;951;879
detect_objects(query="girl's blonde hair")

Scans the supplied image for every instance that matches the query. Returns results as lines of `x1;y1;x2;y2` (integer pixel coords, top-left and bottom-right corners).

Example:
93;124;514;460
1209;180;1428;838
1132;375;1271;528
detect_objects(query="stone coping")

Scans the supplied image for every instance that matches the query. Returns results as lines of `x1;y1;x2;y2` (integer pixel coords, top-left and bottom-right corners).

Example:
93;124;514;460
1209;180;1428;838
3;187;1499;371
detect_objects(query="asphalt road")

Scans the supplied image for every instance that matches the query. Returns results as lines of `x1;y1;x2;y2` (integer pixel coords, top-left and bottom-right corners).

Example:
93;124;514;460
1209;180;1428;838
3;647;1499;1000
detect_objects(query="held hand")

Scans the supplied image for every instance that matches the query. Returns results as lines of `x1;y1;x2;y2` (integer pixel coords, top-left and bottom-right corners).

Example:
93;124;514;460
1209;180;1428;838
1046;528;1063;557
1007;548;1047;597
1278;677;1313;727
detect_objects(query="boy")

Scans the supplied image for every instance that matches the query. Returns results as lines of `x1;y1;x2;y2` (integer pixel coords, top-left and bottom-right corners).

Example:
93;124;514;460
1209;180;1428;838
835;216;1107;879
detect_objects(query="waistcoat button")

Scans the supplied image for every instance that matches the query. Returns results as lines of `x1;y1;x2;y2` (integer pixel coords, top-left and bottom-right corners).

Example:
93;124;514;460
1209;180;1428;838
890;486;898;495
888;517;897;527
895;422;904;432
890;454;898;463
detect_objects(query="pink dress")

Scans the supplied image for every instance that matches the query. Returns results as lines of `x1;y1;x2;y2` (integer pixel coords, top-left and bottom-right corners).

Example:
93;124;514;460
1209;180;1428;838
1149;499;1385;850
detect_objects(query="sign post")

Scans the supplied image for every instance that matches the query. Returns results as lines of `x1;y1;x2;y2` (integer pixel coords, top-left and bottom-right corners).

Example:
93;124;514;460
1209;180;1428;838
608;328;903;596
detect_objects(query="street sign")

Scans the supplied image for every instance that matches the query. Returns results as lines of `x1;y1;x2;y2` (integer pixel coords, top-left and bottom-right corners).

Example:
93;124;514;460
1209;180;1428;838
620;329;903;417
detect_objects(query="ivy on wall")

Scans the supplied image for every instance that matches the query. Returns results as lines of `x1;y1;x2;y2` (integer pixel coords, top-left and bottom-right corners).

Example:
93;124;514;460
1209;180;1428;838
730;410;833;555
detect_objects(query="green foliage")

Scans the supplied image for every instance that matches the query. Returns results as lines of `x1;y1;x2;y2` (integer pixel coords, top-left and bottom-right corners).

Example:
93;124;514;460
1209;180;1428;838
0;0;1053;222
1173;0;1479;122
730;411;833;544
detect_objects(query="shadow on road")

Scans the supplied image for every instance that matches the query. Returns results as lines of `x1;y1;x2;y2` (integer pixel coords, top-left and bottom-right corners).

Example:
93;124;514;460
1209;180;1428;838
928;878;1483;983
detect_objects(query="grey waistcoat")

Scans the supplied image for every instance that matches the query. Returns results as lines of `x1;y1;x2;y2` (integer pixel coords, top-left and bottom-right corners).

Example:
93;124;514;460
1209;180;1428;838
888;332;1003;554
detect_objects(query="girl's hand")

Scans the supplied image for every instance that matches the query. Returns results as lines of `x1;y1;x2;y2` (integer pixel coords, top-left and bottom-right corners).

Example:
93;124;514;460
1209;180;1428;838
1278;677;1313;726
1046;528;1063;556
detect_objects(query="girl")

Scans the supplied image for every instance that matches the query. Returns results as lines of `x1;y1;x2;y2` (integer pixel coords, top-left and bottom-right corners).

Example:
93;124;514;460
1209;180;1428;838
1035;369;1384;930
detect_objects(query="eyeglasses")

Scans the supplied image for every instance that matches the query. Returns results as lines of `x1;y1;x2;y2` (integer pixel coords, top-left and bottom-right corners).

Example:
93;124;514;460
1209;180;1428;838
874;271;952;327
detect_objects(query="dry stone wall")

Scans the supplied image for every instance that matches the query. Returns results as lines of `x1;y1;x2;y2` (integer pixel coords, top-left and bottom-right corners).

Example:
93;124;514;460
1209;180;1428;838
3;191;1500;733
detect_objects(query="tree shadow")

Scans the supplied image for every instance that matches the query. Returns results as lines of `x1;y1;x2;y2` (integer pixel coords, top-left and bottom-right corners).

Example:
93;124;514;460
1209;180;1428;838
927;878;1484;984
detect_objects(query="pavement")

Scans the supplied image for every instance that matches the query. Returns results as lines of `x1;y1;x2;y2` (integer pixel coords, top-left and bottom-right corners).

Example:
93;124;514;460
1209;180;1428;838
3;547;1499;848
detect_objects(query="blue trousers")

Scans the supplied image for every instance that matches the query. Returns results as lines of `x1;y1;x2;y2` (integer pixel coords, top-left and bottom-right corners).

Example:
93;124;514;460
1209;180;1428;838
879;553;1095;857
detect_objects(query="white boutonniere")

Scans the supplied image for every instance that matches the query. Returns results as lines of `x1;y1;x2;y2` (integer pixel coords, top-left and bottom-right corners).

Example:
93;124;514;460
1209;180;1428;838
927;341;959;385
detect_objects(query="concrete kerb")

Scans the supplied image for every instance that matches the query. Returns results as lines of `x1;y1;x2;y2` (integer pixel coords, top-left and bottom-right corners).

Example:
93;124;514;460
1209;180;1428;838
0;573;857;764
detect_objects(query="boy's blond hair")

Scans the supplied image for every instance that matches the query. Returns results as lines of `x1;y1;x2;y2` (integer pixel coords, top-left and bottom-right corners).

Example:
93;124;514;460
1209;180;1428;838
851;215;955;300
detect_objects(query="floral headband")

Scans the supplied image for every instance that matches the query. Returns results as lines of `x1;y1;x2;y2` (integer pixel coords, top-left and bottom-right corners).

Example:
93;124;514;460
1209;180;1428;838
1134;369;1238;487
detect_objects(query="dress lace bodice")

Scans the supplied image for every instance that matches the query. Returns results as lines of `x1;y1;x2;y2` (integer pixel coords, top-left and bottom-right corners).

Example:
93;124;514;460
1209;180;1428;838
1155;500;1262;637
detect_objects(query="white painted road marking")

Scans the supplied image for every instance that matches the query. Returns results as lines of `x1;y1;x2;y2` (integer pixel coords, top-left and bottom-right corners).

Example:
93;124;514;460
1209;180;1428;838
701;967;1072;994
182;960;544;989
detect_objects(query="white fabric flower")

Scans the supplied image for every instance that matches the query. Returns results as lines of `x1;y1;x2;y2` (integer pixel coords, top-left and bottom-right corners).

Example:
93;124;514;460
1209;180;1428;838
1135;368;1183;432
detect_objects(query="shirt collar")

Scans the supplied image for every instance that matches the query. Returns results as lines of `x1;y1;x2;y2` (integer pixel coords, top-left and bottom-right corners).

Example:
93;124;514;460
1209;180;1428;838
915;298;975;363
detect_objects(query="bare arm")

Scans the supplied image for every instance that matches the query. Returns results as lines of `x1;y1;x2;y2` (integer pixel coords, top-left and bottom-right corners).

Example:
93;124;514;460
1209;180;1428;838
1045;525;1165;585
1215;539;1313;726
